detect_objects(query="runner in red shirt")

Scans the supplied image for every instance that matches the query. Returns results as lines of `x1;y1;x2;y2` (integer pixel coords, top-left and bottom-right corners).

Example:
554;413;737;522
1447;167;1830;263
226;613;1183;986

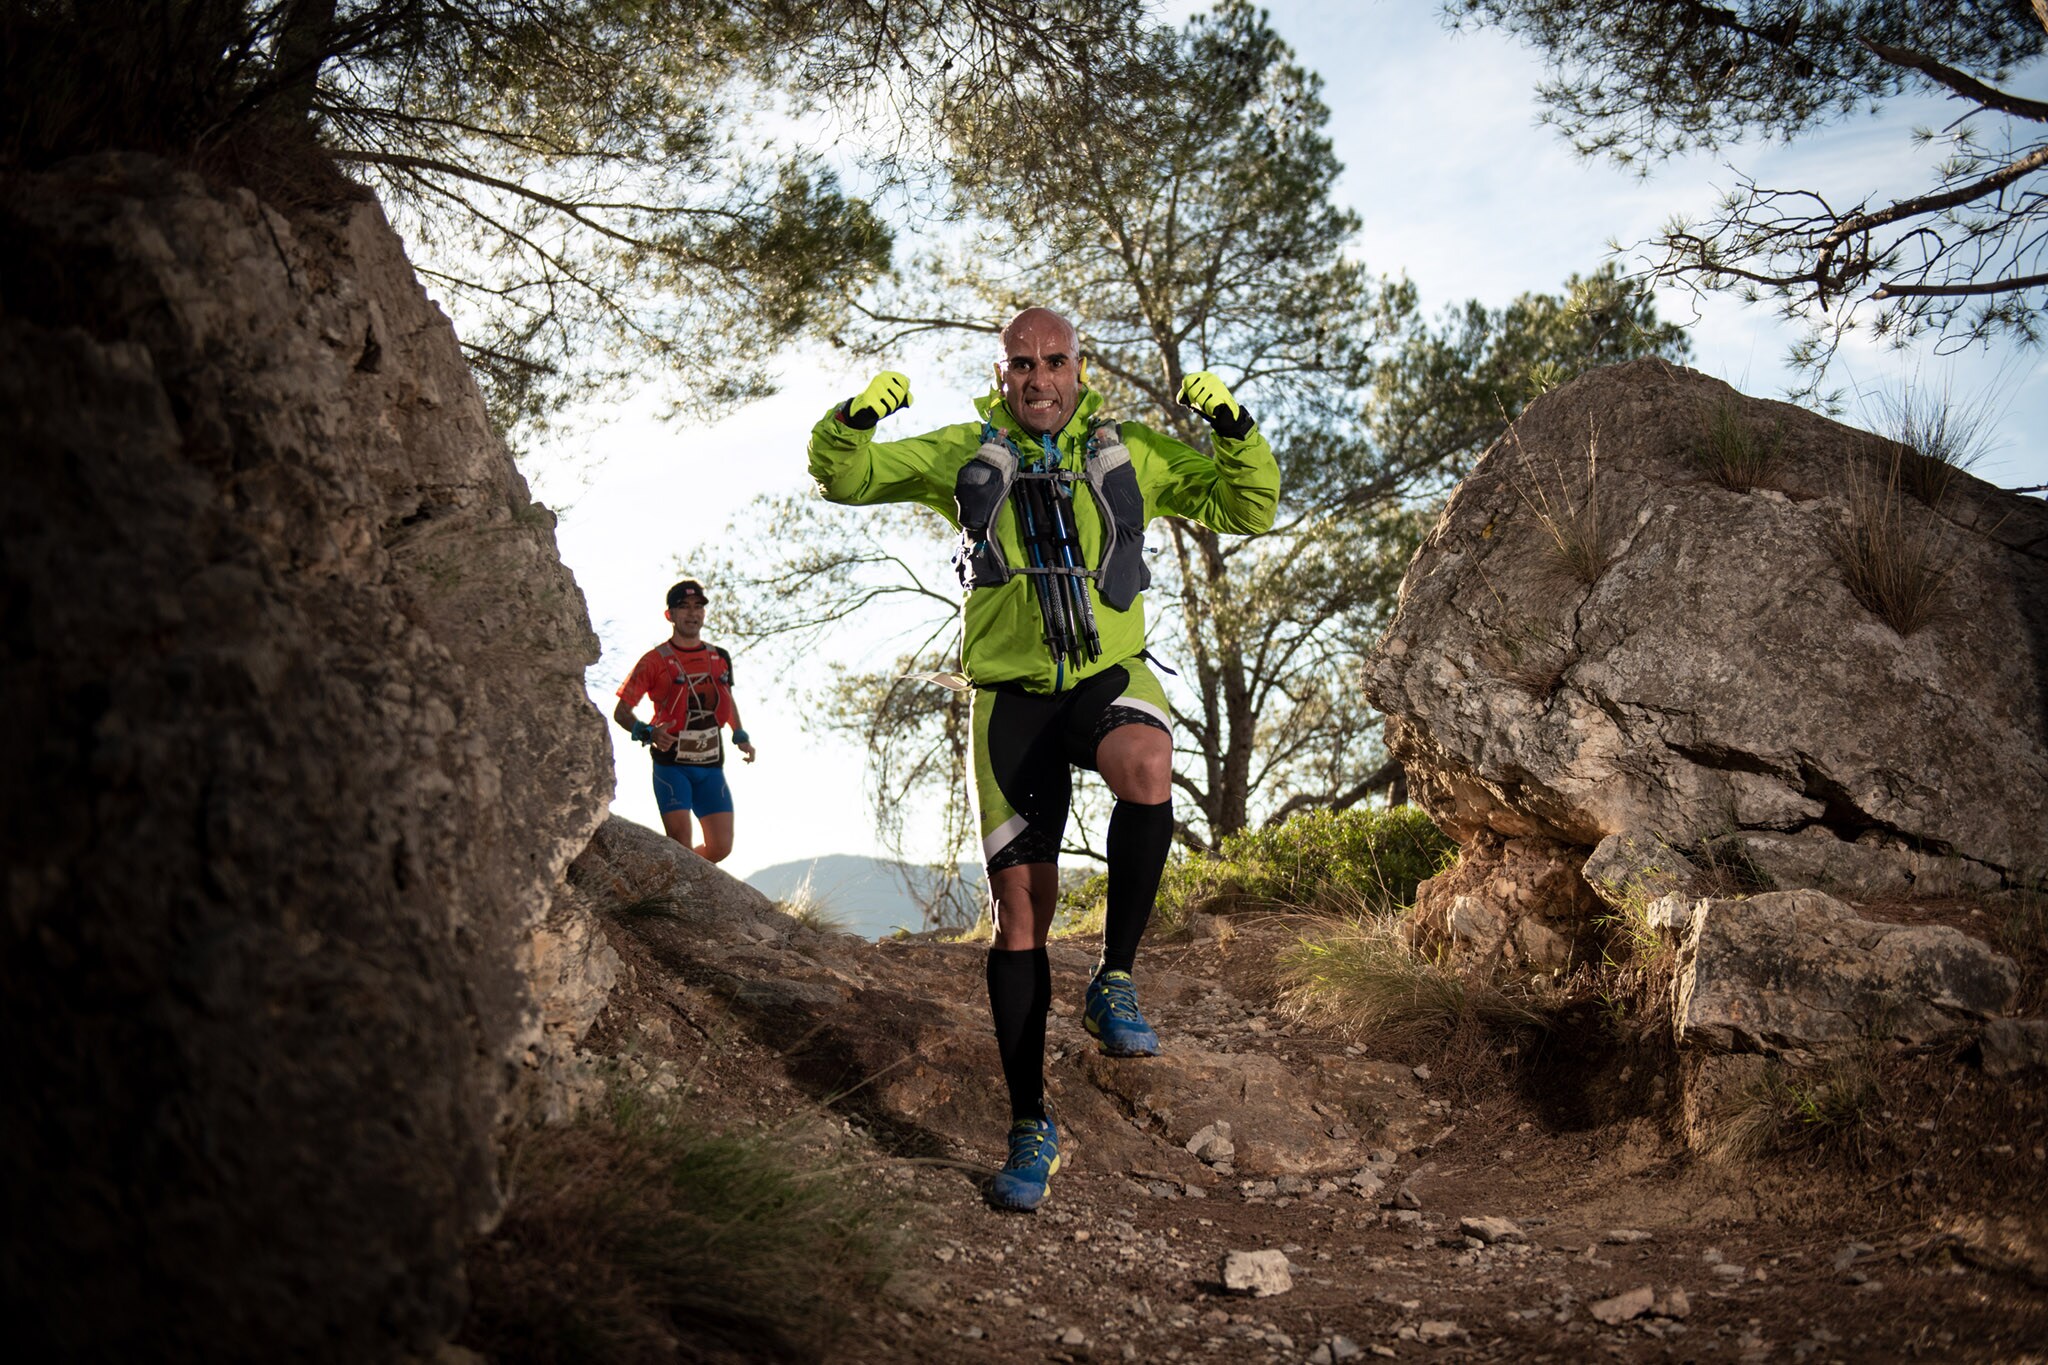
613;579;757;861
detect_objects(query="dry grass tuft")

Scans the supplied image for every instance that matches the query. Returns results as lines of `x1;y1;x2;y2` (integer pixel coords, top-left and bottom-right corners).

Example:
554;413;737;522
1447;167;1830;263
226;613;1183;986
1867;383;1990;508
1513;423;1610;586
777;870;849;935
1277;914;1546;1055
462;1085;898;1363
1693;399;1783;492
1833;449;1964;638
613;891;684;922
1706;1054;1883;1166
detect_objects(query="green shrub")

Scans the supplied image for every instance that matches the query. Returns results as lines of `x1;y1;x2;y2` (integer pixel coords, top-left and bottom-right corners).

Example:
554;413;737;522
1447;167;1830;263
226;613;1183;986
1054;805;1455;936
462;1086;898;1363
1203;805;1456;915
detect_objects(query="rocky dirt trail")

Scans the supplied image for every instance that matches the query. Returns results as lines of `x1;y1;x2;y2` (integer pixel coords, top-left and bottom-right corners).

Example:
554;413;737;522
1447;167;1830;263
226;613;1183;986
563;820;2047;1364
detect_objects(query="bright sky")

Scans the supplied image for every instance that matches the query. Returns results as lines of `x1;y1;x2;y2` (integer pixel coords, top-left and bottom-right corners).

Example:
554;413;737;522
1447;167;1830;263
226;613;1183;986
519;1;2048;880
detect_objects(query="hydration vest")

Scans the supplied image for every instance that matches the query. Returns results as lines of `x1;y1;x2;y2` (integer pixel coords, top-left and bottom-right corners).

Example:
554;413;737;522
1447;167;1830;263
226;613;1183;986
952;417;1151;611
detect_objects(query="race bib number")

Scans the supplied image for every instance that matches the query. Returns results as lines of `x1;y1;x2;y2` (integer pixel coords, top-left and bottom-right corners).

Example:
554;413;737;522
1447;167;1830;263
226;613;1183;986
669;726;722;765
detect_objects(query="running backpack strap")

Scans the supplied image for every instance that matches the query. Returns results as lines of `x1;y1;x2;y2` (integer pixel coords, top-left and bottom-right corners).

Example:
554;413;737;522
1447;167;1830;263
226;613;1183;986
654;641;685;686
1083;418;1151;612
953;426;1019;591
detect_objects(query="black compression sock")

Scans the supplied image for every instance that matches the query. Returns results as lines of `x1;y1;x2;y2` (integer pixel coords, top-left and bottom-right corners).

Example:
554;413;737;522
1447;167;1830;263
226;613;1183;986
986;947;1051;1122
1100;798;1173;976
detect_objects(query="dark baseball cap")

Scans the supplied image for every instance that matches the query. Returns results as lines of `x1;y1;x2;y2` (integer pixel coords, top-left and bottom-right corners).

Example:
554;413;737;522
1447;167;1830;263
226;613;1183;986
666;579;710;607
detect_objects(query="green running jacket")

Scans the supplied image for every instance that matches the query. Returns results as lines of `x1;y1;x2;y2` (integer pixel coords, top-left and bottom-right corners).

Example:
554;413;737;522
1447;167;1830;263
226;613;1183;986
807;386;1279;692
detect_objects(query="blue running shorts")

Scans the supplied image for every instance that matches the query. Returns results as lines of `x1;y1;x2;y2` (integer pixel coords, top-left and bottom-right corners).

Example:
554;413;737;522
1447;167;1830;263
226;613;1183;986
651;762;733;816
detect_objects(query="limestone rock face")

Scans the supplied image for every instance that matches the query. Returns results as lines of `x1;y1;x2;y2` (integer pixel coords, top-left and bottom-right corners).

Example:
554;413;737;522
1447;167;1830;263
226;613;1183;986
1363;360;2048;882
1703;830;2003;901
1;156;610;1357
1672;891;2019;1054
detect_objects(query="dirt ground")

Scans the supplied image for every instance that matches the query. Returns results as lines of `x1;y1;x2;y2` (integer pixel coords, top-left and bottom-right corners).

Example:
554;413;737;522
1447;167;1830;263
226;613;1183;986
564;900;2048;1365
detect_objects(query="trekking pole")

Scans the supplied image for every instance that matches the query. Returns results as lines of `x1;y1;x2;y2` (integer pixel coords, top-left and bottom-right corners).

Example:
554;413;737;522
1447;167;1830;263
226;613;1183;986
1014;467;1072;661
1047;475;1100;661
1030;438;1089;667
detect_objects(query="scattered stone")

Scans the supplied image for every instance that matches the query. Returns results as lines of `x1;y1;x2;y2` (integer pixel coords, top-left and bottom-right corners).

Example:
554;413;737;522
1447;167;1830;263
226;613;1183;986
1186;1121;1237;1164
1653;1288;1691;1320
1712;1262;1747;1280
1328;1335;1362;1360
1833;1242;1875;1272
1350;1169;1386;1198
1367;1148;1398;1167
1277;1174;1313;1195
1589;1287;1656;1325
1604;1229;1653;1245
1416;1321;1462;1343
1219;1249;1293;1297
1412;1065;1433;1081
1058;1326;1086;1345
1459;1216;1524;1245
1394;1186;1422;1210
1240;1180;1279;1200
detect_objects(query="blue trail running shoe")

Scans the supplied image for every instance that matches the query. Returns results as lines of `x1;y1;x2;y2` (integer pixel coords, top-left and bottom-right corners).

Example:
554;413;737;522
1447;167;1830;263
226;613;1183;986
987;1116;1060;1211
1084;969;1161;1057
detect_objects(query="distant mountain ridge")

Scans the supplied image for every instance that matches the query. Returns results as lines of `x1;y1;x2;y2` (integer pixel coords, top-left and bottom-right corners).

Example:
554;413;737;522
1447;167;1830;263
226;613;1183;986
745;853;985;940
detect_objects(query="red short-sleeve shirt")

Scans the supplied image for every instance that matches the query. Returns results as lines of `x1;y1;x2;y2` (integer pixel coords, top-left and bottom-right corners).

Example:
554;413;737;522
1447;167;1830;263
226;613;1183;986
617;641;737;733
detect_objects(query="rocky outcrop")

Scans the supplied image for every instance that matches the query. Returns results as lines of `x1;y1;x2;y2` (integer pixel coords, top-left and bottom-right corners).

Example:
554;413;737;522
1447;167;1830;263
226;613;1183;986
1363;360;2048;886
1;155;610;1358
576;816;1437;1179
1411;831;1604;969
1671;891;2019;1054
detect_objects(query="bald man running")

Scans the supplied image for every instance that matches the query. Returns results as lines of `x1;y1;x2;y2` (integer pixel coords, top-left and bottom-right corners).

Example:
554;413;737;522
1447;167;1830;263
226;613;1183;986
807;308;1278;1211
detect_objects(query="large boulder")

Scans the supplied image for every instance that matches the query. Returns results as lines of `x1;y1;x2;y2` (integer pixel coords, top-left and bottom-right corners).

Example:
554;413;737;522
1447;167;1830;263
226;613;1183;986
1363;360;2048;886
1;156;611;1357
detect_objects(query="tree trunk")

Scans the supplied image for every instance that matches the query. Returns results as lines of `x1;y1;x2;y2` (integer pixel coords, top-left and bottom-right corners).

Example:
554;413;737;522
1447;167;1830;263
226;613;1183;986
271;0;338;125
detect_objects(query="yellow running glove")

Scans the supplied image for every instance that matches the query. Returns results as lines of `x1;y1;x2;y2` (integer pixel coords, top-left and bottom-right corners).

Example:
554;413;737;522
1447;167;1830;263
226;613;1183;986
845;371;912;429
1175;370;1243;424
